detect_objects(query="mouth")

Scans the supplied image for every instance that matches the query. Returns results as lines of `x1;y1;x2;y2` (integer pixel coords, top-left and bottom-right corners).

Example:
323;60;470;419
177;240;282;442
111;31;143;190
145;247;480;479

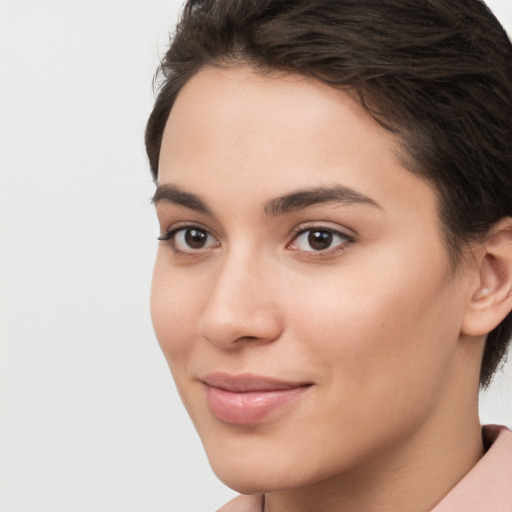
200;372;313;426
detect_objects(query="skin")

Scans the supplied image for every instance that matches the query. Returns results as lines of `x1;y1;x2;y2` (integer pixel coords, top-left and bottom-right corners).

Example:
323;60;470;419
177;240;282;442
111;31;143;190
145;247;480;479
151;66;490;512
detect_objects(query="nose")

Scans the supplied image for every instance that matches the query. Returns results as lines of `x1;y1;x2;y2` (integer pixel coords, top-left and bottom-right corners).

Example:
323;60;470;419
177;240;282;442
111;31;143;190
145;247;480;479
197;250;282;349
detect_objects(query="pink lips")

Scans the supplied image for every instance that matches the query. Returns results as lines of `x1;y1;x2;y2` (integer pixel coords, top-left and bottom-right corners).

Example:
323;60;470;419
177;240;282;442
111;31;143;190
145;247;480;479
201;373;311;425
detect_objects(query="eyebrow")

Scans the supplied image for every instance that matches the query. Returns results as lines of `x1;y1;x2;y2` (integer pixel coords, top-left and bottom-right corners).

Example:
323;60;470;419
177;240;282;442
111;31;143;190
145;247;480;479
263;185;381;216
152;183;381;216
152;184;212;215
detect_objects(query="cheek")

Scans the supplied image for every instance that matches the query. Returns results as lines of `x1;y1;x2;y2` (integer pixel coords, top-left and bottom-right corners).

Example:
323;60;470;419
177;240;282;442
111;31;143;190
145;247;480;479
150;255;203;365
284;246;461;405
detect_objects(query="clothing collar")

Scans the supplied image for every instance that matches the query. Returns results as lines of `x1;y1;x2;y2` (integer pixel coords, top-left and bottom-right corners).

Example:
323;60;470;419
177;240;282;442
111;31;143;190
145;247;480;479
431;425;512;512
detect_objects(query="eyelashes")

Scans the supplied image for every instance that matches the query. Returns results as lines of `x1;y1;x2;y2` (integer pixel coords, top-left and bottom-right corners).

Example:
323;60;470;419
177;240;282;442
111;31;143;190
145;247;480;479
288;227;352;253
158;223;354;258
158;225;220;254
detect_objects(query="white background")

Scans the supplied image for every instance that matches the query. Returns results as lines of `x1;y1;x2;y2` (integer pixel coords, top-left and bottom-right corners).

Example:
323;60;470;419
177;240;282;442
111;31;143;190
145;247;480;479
1;1;511;511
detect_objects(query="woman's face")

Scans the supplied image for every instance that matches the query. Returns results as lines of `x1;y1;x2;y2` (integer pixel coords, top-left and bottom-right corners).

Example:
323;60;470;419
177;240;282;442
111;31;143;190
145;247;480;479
151;66;474;493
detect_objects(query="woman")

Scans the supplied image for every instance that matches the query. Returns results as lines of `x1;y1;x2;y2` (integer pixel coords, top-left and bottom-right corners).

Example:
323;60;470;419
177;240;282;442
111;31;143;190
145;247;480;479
146;1;512;510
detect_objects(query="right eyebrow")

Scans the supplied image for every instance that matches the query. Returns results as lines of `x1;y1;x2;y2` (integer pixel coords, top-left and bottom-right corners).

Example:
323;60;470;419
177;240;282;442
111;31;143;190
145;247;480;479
263;185;381;216
151;184;212;215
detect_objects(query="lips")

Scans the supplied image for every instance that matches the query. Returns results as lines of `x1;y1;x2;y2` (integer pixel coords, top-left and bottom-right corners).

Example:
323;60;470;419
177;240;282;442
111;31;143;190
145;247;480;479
200;373;312;425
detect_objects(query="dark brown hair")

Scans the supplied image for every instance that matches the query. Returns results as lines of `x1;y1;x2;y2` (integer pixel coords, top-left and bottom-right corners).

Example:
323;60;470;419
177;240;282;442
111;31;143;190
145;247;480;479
146;0;512;387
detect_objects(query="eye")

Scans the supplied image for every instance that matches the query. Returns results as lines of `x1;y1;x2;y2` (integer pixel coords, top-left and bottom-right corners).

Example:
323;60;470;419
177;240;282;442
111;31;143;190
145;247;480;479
289;228;351;253
159;225;219;253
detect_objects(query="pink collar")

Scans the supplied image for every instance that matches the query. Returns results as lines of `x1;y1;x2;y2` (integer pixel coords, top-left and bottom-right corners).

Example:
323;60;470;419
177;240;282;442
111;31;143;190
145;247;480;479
432;425;512;512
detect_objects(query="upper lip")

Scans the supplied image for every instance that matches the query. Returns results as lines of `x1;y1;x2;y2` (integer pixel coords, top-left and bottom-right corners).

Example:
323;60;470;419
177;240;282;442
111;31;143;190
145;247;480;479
200;372;312;392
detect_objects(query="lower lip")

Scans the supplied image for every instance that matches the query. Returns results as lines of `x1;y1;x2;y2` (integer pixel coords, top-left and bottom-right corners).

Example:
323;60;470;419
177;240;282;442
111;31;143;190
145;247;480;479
204;385;310;426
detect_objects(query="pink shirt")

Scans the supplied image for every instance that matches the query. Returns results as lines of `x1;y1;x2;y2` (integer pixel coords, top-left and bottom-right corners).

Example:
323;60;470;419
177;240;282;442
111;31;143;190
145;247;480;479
217;425;512;512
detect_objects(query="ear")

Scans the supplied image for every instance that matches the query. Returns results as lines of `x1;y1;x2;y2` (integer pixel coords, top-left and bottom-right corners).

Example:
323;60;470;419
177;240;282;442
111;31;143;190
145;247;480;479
461;218;512;337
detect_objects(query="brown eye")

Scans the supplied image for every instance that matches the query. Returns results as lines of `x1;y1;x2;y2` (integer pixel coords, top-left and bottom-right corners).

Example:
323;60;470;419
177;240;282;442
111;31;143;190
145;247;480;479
159;225;219;253
184;228;209;249
290;227;351;253
307;230;333;251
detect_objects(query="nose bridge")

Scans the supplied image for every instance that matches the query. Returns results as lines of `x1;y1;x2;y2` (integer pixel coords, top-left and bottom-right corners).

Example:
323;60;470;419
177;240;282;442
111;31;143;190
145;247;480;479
198;243;281;347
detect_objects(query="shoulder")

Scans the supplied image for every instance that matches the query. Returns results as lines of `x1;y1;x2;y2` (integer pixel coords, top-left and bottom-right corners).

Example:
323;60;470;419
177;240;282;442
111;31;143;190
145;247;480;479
216;494;263;512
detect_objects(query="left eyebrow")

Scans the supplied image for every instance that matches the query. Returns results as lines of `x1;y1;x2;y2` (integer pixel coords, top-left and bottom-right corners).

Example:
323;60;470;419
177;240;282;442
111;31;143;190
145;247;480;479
151;184;212;215
263;185;381;216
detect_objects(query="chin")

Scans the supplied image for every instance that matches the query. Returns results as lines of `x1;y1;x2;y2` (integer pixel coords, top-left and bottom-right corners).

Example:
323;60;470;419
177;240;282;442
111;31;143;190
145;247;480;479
205;443;327;495
206;450;275;493
211;467;288;495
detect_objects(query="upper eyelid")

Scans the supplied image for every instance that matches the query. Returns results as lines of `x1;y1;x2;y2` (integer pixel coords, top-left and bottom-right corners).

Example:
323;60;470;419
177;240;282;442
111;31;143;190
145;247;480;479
160;221;219;238
160;221;353;235
290;221;356;239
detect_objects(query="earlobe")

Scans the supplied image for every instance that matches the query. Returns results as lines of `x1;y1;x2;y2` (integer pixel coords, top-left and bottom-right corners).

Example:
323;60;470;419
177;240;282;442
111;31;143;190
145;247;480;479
461;218;512;337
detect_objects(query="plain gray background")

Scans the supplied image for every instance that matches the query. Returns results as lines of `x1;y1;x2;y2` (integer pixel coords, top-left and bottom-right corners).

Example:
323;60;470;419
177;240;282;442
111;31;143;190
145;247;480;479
1;1;511;511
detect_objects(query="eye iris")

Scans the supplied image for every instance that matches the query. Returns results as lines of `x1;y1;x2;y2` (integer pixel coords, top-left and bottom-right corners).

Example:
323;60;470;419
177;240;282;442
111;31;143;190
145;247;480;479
308;230;333;250
185;228;207;249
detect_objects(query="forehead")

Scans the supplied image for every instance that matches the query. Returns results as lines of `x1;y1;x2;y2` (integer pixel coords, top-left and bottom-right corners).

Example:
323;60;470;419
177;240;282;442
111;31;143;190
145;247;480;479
158;65;437;226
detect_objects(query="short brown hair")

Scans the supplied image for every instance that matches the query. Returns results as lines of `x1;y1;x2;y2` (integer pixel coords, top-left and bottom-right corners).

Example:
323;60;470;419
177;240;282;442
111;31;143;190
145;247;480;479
146;0;512;387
